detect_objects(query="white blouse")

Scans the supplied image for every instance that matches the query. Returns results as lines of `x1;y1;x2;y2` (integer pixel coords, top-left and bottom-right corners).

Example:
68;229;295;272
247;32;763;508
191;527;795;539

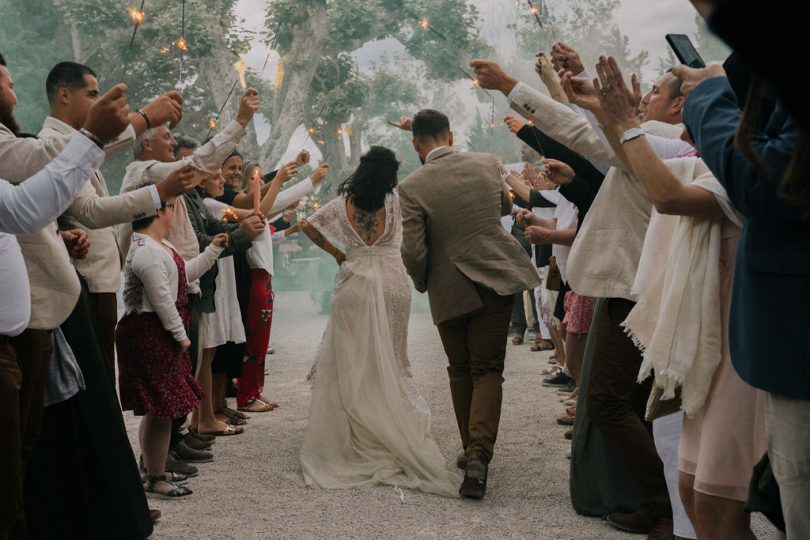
203;198;276;275
122;232;223;342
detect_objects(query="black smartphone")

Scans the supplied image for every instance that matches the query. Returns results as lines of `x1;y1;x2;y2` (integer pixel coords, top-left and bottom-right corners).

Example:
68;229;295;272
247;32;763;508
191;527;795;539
666;34;706;69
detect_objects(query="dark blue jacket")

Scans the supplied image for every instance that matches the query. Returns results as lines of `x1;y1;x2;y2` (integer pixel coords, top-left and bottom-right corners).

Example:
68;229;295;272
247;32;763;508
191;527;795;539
683;77;810;399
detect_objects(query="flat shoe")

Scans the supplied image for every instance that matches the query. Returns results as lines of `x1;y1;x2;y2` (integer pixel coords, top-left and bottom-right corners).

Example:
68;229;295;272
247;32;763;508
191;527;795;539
208;425;244;437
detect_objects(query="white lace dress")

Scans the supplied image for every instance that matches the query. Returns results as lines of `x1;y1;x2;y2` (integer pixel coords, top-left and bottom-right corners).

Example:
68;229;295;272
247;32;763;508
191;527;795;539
300;192;461;498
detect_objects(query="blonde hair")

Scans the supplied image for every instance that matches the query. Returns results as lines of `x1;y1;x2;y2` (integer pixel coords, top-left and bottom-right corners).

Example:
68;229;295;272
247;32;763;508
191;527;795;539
239;161;262;192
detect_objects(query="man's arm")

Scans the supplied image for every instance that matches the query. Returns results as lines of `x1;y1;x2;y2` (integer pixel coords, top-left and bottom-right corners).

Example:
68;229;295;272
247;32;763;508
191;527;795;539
63;181;158;229
398;186;429;292
0;132;104;234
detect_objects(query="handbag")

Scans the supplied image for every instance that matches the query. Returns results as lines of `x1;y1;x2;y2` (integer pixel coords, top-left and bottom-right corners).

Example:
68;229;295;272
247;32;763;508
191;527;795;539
546;256;562;291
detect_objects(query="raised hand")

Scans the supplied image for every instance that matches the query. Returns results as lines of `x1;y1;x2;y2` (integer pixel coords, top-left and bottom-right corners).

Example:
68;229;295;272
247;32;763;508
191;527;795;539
504;115;526;134
61;229;90;259
469;59;518;95
542;158;575;186
551;42;585;75
236;88;260;128
595;56;640;129
561;72;601;113
240;214;266;240
387;116;412;132
535;52;567;102
141;90;184;129
310;162;329;185
274;161;299;184
211;232;229;248
295;149;311;166
155;163;197;199
82;83;130;144
672;62;726;96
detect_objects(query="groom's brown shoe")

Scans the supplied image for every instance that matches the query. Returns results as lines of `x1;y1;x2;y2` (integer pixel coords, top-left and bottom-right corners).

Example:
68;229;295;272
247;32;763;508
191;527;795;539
459;452;487;499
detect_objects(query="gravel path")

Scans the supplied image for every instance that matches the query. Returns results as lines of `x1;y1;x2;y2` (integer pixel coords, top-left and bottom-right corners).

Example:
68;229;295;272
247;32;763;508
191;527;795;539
124;290;777;539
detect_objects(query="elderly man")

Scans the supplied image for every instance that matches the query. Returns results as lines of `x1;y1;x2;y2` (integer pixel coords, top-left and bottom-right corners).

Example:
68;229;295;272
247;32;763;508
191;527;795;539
472;57;693;535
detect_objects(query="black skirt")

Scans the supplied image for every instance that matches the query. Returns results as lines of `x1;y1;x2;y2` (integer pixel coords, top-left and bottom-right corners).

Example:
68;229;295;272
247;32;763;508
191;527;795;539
24;275;152;540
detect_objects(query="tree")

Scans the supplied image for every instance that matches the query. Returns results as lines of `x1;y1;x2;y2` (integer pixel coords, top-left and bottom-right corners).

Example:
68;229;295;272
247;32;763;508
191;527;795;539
261;0;492;183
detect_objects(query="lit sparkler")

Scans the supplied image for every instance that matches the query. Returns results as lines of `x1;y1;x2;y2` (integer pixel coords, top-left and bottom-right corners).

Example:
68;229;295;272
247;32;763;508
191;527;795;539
127;0;147;49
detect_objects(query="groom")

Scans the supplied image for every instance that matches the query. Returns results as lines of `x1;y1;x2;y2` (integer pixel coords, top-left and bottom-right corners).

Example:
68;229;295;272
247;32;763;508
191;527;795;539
398;109;541;498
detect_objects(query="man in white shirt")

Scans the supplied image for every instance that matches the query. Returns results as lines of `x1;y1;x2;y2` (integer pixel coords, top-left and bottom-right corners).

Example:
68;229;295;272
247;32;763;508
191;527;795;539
0;75;130;539
40;61;197;381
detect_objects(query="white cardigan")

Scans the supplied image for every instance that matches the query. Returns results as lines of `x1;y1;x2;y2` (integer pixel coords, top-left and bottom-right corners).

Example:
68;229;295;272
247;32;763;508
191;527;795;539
122;233;223;342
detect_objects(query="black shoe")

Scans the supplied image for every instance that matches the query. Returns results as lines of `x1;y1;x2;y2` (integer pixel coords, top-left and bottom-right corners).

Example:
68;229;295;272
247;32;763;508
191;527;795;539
182;433;212;451
171;441;213;463
542;371;573;387
166;453;200;477
459;453;488;499
456;452;466;470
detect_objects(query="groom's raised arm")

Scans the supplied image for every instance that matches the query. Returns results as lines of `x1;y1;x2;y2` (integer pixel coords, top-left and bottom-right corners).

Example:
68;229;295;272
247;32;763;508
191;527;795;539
398;185;428;293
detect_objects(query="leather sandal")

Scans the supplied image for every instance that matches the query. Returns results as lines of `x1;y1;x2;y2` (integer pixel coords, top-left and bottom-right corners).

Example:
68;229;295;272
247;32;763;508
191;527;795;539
238;398;273;413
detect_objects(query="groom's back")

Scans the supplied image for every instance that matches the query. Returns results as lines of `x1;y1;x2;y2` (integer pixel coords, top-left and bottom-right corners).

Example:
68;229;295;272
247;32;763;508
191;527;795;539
399;149;540;324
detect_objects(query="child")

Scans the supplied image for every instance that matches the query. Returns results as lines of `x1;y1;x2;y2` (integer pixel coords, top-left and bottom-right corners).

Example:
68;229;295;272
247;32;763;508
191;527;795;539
115;198;227;498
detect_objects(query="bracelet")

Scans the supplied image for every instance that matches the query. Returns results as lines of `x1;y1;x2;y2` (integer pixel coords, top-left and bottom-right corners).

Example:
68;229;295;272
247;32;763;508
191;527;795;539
136;109;152;129
619;127;645;145
79;127;104;148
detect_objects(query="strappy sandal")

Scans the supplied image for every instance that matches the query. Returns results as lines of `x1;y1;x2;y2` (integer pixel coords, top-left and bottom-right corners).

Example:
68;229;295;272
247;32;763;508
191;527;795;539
530;339;555;352
238;398;273;413
209;424;244;437
141;471;189;485
257;396;279;409
144;475;193;499
221;406;250;421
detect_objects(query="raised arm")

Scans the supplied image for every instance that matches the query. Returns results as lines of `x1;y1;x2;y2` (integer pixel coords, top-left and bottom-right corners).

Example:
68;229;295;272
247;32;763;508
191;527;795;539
0;132;104;234
596;56;724;219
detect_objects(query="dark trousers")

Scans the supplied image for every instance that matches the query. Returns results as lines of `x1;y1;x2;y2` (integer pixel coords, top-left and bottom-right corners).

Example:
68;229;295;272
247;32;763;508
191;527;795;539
0;330;52;539
585;298;671;514
86;292;117;386
437;286;513;462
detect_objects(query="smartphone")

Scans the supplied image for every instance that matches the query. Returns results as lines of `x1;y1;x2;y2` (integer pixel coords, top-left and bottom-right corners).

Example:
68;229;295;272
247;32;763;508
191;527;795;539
665;34;706;69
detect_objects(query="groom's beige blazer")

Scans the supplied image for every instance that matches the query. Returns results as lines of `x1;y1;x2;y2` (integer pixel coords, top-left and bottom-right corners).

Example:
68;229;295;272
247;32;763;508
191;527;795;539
399;147;541;324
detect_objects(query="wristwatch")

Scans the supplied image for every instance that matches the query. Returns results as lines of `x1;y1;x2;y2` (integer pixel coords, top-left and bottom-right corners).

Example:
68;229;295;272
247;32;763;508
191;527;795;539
619;127;645;145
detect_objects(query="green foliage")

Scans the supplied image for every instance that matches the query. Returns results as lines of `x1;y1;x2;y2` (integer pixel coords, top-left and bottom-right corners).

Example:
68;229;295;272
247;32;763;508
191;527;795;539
467;110;519;162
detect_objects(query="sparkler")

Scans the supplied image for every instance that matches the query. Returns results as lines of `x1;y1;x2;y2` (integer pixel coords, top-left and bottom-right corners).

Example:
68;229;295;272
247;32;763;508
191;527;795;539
204;59;244;139
526;0;542;27
128;1;146;49
303;101;329;145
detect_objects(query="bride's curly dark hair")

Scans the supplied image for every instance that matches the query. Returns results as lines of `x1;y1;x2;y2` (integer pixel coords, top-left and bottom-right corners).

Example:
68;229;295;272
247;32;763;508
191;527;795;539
337;146;400;212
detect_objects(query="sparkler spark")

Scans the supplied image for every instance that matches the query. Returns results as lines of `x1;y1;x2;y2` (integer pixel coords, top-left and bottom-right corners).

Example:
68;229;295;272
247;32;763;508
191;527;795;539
173;36;188;51
209;119;217;129
160;46;170;54
419;18;430;29
128;7;145;24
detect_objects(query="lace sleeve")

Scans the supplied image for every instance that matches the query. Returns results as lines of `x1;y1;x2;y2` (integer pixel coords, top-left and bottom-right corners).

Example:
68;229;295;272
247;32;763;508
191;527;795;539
305;196;346;249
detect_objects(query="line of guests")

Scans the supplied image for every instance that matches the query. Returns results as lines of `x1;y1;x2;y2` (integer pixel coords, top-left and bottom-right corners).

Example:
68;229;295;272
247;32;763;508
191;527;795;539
471;28;808;540
0;51;328;538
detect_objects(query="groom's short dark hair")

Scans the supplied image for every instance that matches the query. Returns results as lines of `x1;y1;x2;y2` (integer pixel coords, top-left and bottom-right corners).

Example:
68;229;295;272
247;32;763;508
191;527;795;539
412;109;450;141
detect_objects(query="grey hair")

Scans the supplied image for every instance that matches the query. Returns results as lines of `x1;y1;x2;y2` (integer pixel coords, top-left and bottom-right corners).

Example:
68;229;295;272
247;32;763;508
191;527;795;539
174;135;200;158
133;123;169;159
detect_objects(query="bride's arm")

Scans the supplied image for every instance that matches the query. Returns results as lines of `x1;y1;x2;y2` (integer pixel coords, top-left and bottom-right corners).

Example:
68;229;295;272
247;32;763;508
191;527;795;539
300;220;346;265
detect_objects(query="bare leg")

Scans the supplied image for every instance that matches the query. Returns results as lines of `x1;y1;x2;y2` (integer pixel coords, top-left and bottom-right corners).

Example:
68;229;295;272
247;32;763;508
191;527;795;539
694;491;755;540
564;332;588;383
141;413;174;494
194;348;229;434
549;326;566;367
212;372;227;418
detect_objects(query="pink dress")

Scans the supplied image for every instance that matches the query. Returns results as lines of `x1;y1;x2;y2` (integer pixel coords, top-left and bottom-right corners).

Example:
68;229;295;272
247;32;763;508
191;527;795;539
678;221;767;501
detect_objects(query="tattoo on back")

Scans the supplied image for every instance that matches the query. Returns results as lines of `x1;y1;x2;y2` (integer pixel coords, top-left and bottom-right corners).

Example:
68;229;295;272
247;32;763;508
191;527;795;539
351;208;379;242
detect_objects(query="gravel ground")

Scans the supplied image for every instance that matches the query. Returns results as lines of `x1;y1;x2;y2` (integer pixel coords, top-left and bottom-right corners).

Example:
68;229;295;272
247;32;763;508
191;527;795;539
124;290;779;539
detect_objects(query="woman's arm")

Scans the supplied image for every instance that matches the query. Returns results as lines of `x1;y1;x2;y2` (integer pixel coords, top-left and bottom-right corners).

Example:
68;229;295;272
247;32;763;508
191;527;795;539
300;220;345;265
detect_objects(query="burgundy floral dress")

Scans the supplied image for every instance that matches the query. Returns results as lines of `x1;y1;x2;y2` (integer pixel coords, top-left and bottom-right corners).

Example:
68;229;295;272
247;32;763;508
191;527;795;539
115;249;204;418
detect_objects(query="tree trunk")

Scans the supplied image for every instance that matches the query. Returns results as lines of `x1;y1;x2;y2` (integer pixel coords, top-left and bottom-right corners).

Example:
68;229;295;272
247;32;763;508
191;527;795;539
70;22;83;63
259;0;329;168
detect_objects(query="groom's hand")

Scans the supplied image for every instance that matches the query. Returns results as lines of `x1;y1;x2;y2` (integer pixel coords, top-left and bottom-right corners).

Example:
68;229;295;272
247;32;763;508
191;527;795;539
387;116;412;132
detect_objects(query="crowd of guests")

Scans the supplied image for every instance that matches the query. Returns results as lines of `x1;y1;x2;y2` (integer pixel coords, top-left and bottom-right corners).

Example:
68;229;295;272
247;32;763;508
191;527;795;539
466;14;808;539
1;0;808;537
0;52;330;538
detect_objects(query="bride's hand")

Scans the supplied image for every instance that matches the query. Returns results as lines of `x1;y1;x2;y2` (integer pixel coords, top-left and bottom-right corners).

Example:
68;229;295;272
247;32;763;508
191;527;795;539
334;250;347;265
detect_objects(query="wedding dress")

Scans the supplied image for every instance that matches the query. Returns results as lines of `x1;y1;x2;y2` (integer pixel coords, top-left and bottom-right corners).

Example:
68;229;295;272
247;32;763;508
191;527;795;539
300;191;460;498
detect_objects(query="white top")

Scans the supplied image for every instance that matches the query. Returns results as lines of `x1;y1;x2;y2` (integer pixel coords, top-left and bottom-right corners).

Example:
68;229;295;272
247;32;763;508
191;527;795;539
122;233;223;342
0;133;104;336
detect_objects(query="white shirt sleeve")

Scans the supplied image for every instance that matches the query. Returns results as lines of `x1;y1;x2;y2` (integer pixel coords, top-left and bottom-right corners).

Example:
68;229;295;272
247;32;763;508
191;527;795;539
269;178;313;214
0;133;104;234
184;242;225;285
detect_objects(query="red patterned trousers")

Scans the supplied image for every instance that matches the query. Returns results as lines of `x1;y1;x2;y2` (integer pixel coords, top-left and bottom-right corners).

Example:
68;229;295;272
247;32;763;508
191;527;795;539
236;269;273;407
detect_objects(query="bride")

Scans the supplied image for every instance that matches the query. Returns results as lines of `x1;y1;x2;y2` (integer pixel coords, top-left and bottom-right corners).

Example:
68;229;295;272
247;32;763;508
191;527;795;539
299;146;460;497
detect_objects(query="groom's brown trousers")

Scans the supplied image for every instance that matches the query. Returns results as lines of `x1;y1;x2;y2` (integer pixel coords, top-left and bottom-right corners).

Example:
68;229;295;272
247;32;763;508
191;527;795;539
437;285;514;462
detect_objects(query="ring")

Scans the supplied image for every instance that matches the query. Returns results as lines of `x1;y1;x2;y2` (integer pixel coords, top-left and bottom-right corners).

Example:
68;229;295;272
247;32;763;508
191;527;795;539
600;84;613;94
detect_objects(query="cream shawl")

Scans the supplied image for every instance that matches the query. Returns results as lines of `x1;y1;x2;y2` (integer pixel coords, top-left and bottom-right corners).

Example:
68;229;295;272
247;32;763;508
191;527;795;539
623;157;743;417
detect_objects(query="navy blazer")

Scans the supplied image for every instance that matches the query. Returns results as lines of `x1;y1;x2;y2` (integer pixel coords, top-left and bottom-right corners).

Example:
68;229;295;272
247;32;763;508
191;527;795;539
684;77;810;399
